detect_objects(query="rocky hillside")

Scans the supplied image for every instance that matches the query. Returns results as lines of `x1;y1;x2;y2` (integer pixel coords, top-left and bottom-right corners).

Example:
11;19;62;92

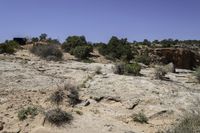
0;49;200;133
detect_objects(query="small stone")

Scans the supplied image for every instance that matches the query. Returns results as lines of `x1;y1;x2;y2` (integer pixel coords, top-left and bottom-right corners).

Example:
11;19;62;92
84;100;90;106
25;123;29;127
93;96;104;102
124;99;140;110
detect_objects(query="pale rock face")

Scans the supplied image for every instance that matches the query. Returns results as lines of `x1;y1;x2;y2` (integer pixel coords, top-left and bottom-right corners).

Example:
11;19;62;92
0;50;200;133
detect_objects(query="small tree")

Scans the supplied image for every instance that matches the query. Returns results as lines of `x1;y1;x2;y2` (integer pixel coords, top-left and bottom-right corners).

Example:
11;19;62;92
32;37;39;43
72;45;92;59
98;36;133;61
142;39;151;46
62;36;87;52
30;44;63;61
39;33;47;41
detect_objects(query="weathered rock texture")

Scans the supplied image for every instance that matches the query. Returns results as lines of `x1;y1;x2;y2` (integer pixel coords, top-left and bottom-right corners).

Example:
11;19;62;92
0;49;200;133
151;48;200;69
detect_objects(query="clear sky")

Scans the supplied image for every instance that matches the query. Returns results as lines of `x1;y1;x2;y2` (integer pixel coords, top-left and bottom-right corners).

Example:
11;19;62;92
0;0;200;43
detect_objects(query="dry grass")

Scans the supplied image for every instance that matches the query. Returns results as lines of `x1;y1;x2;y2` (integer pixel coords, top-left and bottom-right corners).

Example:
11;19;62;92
30;44;63;61
45;108;73;126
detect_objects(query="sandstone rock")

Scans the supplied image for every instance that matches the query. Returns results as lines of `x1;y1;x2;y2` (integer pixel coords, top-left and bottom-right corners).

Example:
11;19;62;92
151;48;200;69
123;99;140;110
1;49;200;133
105;96;121;102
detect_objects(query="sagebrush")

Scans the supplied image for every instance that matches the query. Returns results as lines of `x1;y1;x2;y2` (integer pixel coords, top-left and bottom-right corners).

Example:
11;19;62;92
0;40;20;54
45;108;73;126
113;62;141;76
31;44;63;61
18;106;38;121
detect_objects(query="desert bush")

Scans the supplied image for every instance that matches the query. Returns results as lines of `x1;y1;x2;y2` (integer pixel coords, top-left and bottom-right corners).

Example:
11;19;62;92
39;33;47;41
30;44;63;61
113;62;141;76
18;106;38;121
47;38;60;45
50;83;81;106
134;51;151;65
72;45;92;59
64;83;81;106
194;66;200;83
166;113;200;133
50;89;65;106
132;112;148;124
113;63;126;75
62;36;87;52
98;36;133;61
125;63;141;76
62;36;93;60
0;41;20;54
0;44;15;54
31;37;39;43
45;108;73;126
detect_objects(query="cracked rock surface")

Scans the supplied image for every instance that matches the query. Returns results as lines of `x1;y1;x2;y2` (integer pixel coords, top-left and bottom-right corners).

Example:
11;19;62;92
0;50;200;133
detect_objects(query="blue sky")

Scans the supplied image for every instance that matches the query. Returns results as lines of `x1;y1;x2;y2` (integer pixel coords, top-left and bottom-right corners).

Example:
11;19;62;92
0;0;200;43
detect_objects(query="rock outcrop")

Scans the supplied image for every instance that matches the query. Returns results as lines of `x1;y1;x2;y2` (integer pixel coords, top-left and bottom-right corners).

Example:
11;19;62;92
151;48;200;69
0;50;200;133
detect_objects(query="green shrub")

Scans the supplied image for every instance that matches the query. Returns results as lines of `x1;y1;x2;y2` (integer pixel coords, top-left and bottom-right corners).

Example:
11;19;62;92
132;112;148;124
72;45;92;59
194;67;200;83
50;89;65;106
62;36;87;52
61;36;93;60
31;37;39;43
45;108;73;126
125;63;141;76
30;44;63;61
18;106;38;121
18;109;28;121
39;33;47;41
0;41;20;54
135;53;151;65
113;63;141;76
98;36;133;61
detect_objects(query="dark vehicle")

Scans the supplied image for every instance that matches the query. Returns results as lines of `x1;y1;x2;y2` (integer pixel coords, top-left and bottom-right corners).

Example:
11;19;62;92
13;38;27;45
